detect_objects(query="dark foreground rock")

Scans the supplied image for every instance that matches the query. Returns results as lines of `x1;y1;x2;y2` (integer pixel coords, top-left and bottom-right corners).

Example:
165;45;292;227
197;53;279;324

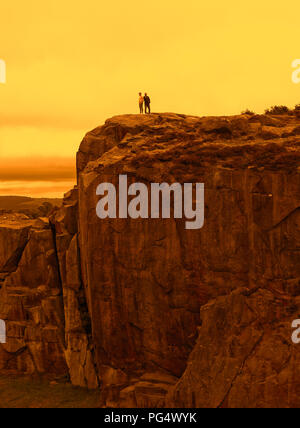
1;113;300;407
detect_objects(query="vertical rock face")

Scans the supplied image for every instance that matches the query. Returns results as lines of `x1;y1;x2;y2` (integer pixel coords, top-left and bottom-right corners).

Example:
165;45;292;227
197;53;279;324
166;288;300;408
76;113;300;407
1;113;300;407
0;215;67;376
50;188;99;389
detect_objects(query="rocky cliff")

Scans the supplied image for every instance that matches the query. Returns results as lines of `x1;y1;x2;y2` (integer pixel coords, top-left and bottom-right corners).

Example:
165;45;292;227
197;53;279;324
1;112;300;408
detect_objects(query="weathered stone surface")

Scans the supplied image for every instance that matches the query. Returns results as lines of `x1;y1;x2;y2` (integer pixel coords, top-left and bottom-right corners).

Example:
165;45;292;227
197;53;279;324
0;214;67;377
76;113;300;406
167;287;300;408
50;188;99;389
1;112;300;407
0;215;35;275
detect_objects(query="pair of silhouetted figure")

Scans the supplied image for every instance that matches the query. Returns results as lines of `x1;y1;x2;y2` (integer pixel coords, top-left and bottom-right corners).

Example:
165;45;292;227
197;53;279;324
139;92;151;114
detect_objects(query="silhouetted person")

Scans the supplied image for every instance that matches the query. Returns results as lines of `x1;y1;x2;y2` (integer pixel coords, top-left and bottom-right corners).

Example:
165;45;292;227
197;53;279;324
144;93;151;114
139;93;144;114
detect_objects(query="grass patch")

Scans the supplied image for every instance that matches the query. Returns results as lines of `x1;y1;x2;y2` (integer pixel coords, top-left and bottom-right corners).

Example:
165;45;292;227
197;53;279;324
0;375;102;408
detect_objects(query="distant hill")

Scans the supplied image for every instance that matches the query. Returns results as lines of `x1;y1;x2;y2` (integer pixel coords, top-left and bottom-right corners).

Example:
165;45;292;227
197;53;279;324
0;196;62;218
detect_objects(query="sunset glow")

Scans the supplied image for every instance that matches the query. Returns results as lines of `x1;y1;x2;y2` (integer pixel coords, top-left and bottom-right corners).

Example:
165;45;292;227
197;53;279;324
1;0;300;194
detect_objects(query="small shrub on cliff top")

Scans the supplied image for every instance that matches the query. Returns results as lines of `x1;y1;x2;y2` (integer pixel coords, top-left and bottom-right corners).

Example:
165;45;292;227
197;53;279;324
293;104;300;117
241;109;255;116
265;105;293;115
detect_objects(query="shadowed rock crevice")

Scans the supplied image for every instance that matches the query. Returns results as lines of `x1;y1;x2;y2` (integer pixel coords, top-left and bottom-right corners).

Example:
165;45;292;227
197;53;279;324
50;188;99;389
216;332;265;408
0;216;68;378
1;232;30;275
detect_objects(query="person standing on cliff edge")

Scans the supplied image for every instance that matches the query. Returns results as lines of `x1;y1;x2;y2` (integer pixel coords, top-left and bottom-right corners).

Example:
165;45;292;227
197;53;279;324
138;93;144;114
144;93;151;114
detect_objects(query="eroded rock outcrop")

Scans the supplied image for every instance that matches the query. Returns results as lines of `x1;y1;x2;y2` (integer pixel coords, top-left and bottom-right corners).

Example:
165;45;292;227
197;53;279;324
167;287;300;408
0;214;67;376
50;188;99;389
1;112;300;407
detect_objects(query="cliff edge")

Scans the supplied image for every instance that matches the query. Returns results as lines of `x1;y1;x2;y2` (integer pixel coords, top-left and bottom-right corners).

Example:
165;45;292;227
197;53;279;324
1;112;300;407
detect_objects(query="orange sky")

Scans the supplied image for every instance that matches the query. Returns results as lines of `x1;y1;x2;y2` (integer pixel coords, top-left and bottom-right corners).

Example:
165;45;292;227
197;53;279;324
0;0;300;165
